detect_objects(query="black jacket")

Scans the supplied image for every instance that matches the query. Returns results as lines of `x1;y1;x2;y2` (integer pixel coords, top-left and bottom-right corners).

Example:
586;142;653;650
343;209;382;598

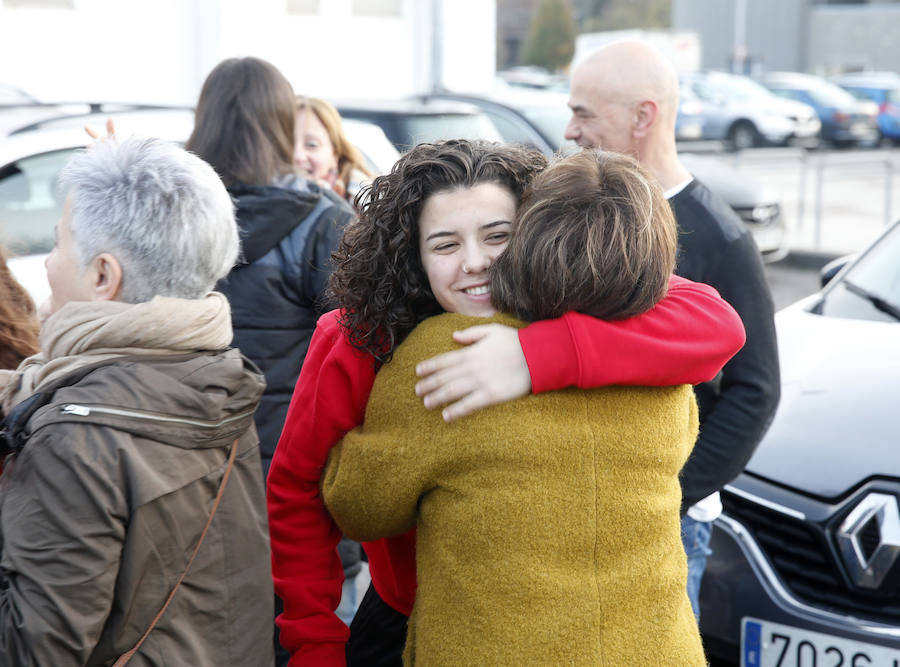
670;179;781;513
217;182;354;474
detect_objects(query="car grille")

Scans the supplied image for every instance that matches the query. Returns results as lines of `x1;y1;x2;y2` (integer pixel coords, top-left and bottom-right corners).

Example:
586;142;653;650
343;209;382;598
721;491;900;625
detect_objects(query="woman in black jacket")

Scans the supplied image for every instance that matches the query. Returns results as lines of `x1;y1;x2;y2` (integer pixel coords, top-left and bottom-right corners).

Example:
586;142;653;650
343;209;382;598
186;57;355;476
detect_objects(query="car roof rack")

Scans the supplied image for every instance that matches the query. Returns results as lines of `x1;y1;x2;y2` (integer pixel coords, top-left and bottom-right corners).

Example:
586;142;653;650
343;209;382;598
3;102;193;136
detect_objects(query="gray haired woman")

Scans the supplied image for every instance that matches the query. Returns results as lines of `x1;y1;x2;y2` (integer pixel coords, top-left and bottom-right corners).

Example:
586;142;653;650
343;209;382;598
0;137;273;666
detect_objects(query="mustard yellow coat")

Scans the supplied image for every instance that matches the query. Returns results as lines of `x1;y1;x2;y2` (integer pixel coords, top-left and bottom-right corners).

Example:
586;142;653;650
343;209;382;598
323;313;707;666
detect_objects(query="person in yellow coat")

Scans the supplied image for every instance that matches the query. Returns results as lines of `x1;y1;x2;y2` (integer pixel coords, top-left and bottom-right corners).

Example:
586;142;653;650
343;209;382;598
323;149;707;666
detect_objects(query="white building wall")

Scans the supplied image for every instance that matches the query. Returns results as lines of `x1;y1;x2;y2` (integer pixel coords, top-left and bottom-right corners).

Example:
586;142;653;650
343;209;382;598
0;0;495;106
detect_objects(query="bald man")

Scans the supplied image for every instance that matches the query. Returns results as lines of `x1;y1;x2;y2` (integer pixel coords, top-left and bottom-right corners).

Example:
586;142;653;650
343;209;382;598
413;40;780;622
563;41;779;618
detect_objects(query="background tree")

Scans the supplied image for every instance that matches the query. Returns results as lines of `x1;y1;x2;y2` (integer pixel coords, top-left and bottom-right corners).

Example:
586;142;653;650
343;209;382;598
521;0;576;72
575;0;670;33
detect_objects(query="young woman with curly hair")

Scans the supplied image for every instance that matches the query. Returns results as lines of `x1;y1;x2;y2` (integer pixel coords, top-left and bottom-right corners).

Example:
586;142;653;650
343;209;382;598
322;150;707;665
266;140;745;666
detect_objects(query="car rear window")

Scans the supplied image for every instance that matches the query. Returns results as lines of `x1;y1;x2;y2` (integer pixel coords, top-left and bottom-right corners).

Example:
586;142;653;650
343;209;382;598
0;148;73;257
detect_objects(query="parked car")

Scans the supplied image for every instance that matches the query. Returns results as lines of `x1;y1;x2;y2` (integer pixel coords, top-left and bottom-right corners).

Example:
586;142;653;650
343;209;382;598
761;72;879;147
336;98;504;152
0;83;38;105
676;87;706;142
832;72;900;145
496;67;568;92
0;104;400;305
426;87;575;155
680;154;787;261
699;218;900;665
681;71;821;150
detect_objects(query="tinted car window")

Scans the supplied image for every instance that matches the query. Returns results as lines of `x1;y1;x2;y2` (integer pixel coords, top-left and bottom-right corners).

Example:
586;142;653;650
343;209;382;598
401;113;503;146
0;148;73;256
820;223;900;322
480;108;541;148
806;82;858;107
521;106;572;150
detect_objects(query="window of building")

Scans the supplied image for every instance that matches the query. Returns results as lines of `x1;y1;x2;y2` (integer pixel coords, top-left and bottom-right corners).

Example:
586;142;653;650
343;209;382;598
286;0;319;14
2;0;74;7
351;0;403;17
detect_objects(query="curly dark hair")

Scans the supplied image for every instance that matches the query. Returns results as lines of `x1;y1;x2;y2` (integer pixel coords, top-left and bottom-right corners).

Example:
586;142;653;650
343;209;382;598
329;139;547;363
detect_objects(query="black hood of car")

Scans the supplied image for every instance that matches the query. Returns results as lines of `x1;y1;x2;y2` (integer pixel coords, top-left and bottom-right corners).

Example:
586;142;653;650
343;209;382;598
745;299;900;499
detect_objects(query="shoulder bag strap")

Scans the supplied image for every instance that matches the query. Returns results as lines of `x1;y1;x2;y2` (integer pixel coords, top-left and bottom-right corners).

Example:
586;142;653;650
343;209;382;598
113;438;240;667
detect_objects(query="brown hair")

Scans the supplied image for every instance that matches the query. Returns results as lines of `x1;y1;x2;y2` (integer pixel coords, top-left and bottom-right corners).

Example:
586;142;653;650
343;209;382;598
0;245;39;370
329;139;547;363
491;150;676;322
186;57;296;188
296;96;374;194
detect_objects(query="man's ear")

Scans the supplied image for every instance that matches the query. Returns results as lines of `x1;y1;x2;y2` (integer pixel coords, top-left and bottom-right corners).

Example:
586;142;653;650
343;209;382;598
632;100;658;138
87;252;123;302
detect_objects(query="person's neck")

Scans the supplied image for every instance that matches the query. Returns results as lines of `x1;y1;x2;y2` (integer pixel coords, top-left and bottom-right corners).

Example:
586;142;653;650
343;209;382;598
636;135;691;192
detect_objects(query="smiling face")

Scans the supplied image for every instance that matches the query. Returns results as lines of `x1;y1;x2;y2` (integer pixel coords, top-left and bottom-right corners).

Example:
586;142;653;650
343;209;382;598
418;182;517;318
564;61;636;154
294;109;339;184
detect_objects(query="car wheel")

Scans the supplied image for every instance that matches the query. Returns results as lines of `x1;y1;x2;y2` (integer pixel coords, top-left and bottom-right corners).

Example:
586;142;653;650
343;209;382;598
729;122;758;151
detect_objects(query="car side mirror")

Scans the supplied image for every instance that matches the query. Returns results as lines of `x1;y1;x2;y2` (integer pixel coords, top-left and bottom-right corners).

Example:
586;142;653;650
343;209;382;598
819;255;853;288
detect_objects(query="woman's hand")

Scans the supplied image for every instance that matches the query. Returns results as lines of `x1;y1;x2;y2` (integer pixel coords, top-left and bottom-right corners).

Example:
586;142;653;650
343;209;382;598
84;118;116;141
414;324;532;422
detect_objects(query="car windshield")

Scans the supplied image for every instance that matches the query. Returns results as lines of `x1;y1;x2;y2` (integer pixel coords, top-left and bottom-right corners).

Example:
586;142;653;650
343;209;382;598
402;113;503;146
805;81;858;107
821;222;900;322
707;74;773;102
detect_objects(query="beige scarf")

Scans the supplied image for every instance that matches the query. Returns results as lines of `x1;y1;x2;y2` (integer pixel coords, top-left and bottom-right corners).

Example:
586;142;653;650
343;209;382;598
1;292;233;414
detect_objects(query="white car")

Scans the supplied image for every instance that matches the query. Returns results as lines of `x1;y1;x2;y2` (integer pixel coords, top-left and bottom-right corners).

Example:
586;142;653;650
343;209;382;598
0;105;399;305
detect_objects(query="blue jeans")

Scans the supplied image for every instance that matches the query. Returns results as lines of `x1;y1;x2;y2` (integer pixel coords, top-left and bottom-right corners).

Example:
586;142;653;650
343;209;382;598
681;515;713;622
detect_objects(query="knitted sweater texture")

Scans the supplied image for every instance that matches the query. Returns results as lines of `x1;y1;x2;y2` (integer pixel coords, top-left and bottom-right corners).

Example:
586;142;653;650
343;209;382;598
323;312;706;666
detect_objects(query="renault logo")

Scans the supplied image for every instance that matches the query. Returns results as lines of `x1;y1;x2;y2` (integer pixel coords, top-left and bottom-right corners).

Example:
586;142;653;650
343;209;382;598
836;493;900;590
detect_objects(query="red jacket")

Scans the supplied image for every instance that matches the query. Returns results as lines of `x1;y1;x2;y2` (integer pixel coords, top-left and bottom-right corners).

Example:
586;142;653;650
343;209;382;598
266;274;745;666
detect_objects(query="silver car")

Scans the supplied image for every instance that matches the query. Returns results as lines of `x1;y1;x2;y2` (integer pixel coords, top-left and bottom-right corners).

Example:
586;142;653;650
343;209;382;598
682;71;821;150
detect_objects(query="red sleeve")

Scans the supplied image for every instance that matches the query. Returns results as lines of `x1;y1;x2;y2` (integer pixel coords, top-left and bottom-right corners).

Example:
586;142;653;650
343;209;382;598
519;275;746;393
266;310;377;667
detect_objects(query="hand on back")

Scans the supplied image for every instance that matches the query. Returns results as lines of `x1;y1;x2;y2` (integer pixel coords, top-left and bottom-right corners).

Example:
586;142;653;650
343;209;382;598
415;324;531;422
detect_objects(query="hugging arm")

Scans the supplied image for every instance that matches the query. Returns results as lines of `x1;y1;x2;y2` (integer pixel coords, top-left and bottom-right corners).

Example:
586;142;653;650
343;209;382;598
323;350;440;544
416;275;746;420
266;314;376;666
322;427;424;543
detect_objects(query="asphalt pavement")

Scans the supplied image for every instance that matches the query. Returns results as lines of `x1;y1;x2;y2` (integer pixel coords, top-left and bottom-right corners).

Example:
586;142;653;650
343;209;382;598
763;252;830;311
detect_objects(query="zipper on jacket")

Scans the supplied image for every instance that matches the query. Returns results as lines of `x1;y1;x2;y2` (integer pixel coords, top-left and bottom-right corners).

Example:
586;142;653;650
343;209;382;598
60;404;255;429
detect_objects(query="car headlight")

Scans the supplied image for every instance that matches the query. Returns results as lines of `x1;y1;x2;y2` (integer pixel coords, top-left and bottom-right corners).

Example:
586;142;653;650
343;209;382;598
752;203;781;222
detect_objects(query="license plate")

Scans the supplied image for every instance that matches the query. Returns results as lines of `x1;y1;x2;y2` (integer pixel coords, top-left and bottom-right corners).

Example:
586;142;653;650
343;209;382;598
742;617;900;667
850;122;873;136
